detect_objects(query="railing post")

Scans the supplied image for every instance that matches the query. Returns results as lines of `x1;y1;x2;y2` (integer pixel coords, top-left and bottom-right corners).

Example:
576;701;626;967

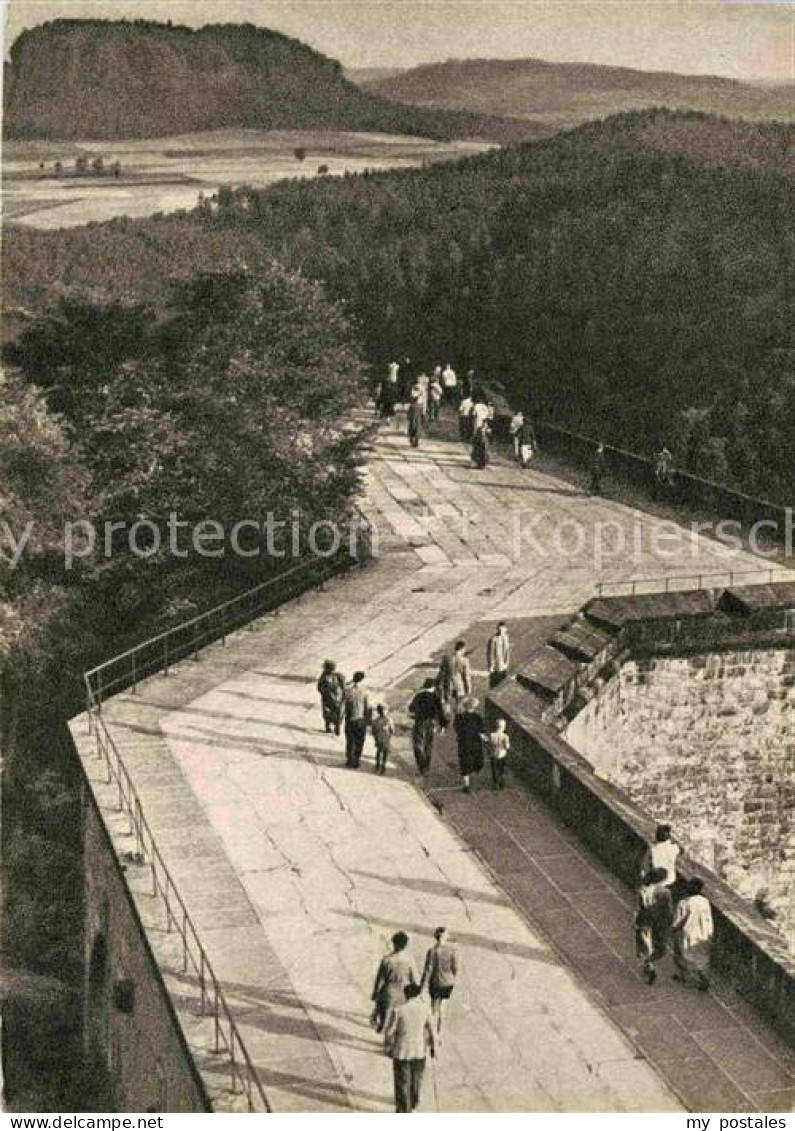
230;1039;239;1093
131;654;137;694
96;669;103;713
164;637;169;677
213;986;221;1053
199;950;207;1015
182;909;189;972
193;623;200;661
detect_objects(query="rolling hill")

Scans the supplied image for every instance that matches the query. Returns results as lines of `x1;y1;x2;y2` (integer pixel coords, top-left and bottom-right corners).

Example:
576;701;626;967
361;57;795;131
2;19;534;143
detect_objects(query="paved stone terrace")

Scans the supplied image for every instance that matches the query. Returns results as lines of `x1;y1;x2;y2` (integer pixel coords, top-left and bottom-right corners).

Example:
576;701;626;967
72;410;793;1112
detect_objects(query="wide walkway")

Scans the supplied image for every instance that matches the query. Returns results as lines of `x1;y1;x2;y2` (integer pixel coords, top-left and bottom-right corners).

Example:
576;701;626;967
78;412;792;1112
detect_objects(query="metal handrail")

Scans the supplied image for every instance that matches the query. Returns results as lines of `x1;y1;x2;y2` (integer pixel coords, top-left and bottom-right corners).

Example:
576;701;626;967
86;510;372;709
594;566;784;598
85;682;270;1111
81;507;374;1111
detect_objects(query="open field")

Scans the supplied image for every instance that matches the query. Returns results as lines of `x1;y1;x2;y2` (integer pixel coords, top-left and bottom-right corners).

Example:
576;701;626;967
2;129;493;229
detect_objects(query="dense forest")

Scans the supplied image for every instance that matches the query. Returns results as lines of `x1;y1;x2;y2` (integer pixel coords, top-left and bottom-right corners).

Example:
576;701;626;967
0;266;369;1107
6;108;794;503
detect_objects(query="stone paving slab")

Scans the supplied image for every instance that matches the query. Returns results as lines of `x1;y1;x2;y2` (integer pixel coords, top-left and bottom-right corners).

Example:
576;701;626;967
395;610;795;1113
74;409;792;1113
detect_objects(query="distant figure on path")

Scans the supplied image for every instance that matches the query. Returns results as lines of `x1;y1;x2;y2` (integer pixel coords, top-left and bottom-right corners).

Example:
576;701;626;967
635;867;673;985
435;653;454;726
672;878;714;992
509;410;525;460
384;983;437;1113
641;824;681;888
487;621;511;688
471;394;490;433
471;422;490;469
484;717;510;790
372;931;419;1034
589;442;606;495
463;369;476;399
408;678;445;775
317;659;345;735
517;416;537;467
457;393;474;442
450;640;472;704
441;362;458;404
454;695;484;792
654;446;674;497
407;396;423;448
344;671;370;768
372;703;395;775
421;927;459;1038
428;373;443;422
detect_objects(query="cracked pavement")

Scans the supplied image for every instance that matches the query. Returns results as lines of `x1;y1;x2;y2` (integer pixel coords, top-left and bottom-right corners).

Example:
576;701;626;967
78;411;789;1112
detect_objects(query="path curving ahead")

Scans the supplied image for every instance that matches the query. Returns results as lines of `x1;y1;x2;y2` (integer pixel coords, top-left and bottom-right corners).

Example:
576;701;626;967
75;412;792;1112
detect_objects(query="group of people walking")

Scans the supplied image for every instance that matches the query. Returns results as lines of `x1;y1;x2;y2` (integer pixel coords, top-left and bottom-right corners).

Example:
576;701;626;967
371;927;459;1112
635;824;714;991
410;624;512;790
316;623;512;789
316;662;395;772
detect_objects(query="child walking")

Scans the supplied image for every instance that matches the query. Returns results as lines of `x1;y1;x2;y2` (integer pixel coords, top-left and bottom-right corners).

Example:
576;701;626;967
372;704;395;775
484;718;510;790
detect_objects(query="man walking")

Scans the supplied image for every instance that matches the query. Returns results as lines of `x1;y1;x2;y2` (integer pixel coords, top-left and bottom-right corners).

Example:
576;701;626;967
450;640;472;704
487;621;511;688
457;392;474;442
384;983;437;1113
421;927;459;1039
635;867;673;985
408;677;445;775
641;824;681;888
407;395;422;448
344;671;370;769
441;362;458;404
672;878;714;991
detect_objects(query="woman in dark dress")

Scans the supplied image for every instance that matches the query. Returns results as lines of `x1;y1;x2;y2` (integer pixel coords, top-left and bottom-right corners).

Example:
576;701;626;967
454;696;485;792
471;423;490;469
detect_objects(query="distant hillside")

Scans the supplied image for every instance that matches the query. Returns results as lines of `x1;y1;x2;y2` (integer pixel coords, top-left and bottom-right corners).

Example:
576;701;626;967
2;19;534;142
362;57;795;131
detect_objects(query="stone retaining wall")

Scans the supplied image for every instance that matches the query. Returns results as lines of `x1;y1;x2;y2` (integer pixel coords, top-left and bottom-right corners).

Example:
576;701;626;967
486;583;795;1045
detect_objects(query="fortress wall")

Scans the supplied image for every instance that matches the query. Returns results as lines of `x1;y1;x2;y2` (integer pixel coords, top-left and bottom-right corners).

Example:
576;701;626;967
565;649;795;939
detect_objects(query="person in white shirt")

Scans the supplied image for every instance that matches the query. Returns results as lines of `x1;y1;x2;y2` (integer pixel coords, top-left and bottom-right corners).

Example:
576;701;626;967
672;878;714;991
441;363;458;404
471;397;490;431
641;824;681;887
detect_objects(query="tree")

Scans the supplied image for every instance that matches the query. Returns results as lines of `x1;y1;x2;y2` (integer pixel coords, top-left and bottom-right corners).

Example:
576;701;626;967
90;155;105;175
294;146;307;163
74;155;88;174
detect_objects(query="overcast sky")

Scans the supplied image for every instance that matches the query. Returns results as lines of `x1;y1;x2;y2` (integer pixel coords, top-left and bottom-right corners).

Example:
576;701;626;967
3;0;794;80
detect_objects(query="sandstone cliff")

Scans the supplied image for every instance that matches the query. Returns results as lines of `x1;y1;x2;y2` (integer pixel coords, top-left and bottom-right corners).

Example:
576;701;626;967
3;19;519;141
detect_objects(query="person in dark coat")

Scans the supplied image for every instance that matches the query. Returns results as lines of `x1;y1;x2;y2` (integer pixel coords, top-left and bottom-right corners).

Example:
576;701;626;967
635;867;674;985
408;677;446;775
407;396;422;448
371;931;419;1034
471;423;490;470
453;696;484;791
317;659;345;735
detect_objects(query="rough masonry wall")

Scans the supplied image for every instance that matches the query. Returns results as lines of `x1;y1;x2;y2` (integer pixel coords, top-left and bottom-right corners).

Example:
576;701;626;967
84;791;208;1113
565;648;795;946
